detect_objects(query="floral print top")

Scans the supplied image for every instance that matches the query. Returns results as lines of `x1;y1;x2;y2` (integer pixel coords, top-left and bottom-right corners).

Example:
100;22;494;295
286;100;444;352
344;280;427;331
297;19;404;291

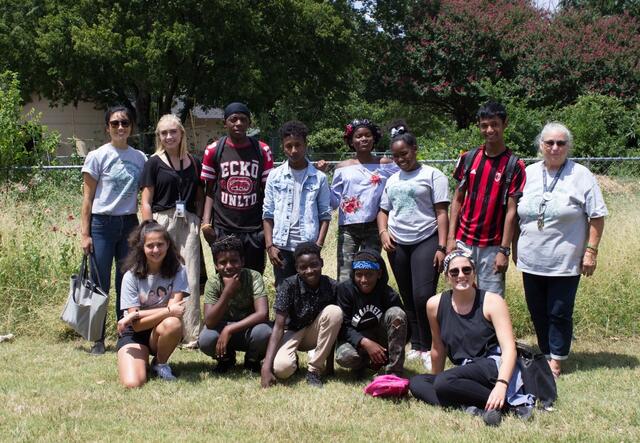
330;162;399;226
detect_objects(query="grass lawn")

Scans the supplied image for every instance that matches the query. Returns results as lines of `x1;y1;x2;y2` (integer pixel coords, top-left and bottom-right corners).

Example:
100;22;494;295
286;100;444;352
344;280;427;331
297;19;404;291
1;336;638;442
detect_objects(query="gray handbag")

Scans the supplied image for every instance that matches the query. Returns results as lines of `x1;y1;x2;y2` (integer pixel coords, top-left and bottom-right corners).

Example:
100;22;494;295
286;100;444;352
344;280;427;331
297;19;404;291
60;254;109;341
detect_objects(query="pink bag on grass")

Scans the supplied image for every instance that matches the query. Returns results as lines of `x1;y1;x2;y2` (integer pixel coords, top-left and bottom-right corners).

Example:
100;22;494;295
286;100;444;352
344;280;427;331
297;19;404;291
364;374;410;397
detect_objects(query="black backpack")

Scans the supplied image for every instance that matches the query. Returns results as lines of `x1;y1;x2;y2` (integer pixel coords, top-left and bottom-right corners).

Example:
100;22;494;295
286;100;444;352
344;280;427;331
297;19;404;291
211;135;264;193
457;147;519;206
516;341;557;409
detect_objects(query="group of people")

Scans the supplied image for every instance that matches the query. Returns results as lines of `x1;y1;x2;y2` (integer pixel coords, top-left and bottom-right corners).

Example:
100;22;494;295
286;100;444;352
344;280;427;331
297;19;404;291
80;100;606;424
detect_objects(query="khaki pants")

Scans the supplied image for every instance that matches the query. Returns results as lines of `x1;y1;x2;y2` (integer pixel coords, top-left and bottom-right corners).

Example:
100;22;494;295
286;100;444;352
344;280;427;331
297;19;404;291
273;305;342;379
155;208;201;342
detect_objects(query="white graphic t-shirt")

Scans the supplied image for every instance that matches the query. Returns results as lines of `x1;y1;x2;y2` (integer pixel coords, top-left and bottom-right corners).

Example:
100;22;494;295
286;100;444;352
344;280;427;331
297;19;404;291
120;265;190;313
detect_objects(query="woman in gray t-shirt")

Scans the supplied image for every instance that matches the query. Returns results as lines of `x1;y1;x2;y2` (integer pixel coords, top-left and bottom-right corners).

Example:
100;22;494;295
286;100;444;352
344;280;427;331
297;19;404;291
116;221;190;387
515;122;607;379
80;105;147;355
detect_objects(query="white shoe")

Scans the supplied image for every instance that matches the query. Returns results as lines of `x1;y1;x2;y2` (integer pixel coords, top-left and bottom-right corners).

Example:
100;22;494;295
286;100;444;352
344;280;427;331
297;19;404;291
407;349;422;361
422;351;432;372
152;363;177;381
307;349;316;360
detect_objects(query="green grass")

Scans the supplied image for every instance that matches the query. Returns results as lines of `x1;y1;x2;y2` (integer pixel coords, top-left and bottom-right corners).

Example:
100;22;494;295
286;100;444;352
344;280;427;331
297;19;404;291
0;336;638;441
0;171;639;440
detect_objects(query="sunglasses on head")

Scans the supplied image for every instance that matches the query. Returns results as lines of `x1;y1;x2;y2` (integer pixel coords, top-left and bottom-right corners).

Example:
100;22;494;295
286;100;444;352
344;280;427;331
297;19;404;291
542;139;567;147
448;266;473;277
109;119;130;128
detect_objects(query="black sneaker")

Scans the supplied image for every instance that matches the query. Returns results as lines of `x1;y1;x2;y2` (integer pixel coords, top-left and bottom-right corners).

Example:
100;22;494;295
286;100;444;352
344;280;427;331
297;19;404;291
90;341;106;355
482;409;502;427
306;371;323;388
464;406;483;417
513;405;534;421
243;358;262;373
214;357;236;374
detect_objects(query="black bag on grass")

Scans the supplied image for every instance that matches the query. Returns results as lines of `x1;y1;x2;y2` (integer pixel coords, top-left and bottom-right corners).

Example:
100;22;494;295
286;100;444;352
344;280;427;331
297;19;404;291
516;342;557;409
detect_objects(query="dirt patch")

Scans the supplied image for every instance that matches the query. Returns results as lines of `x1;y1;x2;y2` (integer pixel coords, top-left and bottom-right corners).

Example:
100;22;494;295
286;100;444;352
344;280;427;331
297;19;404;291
596;175;640;194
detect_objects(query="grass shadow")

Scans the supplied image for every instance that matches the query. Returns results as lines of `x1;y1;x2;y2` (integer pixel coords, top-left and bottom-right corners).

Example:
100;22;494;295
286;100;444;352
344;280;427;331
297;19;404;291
565;351;639;373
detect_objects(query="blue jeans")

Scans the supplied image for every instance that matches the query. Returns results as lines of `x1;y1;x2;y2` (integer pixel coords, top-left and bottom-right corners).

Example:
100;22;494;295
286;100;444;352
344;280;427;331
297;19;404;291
522;272;581;360
272;249;297;289
90;214;138;340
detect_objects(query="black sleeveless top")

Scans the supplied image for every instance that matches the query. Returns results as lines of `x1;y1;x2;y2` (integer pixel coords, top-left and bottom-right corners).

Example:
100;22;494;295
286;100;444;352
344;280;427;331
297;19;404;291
437;289;499;365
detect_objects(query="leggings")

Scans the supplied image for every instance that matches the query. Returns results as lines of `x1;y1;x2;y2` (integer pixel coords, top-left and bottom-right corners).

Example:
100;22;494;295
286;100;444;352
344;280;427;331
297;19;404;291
388;233;439;351
409;358;499;408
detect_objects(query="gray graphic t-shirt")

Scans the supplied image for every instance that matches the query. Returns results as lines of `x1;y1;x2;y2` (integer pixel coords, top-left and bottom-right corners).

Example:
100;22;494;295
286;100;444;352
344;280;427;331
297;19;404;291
380;165;450;244
81;143;147;215
120;265;190;313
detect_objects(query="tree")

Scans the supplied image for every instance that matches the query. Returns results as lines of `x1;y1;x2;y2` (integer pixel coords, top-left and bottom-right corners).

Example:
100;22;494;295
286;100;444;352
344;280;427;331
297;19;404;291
2;0;361;151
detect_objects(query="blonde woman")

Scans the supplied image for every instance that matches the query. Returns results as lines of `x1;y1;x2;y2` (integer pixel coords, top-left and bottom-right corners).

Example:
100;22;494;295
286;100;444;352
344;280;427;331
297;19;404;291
140;114;204;347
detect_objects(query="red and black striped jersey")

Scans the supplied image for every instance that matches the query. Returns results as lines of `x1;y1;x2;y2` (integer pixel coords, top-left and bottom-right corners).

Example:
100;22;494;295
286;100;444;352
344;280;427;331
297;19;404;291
453;146;526;247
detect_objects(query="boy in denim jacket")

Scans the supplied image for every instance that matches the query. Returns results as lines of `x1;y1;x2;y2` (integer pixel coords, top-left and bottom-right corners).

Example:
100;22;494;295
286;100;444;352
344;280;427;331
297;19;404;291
263;121;331;287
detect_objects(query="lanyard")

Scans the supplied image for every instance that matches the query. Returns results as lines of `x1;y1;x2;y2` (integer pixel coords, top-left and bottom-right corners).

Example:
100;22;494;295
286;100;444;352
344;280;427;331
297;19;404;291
537;162;566;230
165;153;185;201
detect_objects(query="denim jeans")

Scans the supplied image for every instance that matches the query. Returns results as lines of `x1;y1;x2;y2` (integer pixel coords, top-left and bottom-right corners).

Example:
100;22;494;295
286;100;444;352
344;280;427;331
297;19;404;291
522;272;581;360
272;249;297;289
90;214;138;340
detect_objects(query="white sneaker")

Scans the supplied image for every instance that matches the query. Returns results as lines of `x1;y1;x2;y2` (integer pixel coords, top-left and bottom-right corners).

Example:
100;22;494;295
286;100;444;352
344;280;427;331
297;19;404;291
152;363;177;381
407;349;422;361
422;351;432;372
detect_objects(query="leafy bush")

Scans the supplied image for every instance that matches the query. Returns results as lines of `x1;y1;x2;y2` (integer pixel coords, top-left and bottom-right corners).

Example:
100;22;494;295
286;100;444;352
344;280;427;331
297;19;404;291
0;71;59;172
560;94;639;158
307;127;348;161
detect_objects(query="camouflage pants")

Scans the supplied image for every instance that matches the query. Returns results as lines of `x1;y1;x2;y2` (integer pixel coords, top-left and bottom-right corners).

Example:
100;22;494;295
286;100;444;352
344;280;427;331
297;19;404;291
336;222;382;283
335;306;407;376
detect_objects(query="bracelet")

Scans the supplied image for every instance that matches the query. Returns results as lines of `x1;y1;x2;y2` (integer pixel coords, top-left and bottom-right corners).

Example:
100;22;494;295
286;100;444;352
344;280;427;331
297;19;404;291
436;245;447;254
265;244;273;250
496;379;509;387
586;244;598;255
378;229;388;237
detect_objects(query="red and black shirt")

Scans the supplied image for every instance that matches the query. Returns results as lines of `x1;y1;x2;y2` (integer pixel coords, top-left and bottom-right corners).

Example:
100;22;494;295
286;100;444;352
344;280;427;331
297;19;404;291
201;138;273;232
453;145;526;247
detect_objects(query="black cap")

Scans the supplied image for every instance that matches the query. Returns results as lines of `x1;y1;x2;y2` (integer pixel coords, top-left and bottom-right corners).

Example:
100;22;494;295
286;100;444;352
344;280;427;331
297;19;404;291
224;102;251;120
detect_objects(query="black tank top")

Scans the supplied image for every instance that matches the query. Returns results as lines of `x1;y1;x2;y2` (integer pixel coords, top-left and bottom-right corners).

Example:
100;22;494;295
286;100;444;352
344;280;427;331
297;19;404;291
437;289;498;365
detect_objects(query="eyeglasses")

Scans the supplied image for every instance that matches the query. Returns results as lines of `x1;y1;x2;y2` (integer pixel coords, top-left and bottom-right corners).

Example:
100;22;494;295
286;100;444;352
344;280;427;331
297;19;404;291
109;119;130;128
542;139;567;148
448;266;473;277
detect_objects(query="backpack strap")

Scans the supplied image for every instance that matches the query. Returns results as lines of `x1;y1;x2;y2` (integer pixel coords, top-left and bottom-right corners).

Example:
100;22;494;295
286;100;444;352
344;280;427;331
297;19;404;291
501;152;519;206
457;147;480;191
212;135;265;193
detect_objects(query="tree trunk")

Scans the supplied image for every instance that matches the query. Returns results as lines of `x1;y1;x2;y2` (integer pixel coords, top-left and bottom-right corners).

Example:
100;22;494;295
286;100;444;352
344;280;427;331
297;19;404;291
135;89;153;154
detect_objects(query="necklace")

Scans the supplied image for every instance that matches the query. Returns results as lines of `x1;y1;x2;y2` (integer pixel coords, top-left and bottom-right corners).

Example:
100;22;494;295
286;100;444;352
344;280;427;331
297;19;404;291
537;161;566;230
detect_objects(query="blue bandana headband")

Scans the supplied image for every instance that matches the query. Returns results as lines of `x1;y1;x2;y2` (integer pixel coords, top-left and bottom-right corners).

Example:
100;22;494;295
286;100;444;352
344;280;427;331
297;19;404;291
352;260;380;270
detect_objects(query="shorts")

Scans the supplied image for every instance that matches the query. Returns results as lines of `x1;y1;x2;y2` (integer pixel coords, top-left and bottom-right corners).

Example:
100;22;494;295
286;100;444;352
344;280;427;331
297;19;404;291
116;326;155;355
456;241;506;296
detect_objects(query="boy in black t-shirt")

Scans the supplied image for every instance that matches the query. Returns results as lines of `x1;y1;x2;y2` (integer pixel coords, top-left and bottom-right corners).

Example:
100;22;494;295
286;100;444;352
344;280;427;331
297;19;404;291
336;250;407;376
200;102;274;273
260;242;342;388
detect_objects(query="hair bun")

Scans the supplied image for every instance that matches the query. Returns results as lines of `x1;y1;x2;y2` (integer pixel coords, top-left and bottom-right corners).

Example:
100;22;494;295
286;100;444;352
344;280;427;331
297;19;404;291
390;126;407;137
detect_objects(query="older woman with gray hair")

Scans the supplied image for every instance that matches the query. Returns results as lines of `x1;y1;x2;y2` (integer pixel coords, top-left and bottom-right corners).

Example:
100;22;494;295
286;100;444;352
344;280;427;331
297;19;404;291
514;122;607;379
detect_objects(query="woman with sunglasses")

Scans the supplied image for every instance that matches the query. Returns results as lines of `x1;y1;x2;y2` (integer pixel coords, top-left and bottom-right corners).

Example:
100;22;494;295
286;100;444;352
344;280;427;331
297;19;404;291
515;122;607;379
81;105;147;355
140;114;204;348
409;250;517;426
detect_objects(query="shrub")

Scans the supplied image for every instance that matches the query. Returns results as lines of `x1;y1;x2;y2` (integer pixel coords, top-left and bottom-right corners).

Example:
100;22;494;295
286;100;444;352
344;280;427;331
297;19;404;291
0;71;59;172
559;94;638;158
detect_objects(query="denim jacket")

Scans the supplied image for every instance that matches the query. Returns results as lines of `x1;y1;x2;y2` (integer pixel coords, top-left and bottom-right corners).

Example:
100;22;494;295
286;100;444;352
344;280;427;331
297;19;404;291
262;161;331;247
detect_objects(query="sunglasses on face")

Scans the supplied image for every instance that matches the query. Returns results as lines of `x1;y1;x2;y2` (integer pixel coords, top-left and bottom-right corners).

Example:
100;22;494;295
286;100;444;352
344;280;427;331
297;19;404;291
448;266;473;277
542;139;567;148
109;119;130;128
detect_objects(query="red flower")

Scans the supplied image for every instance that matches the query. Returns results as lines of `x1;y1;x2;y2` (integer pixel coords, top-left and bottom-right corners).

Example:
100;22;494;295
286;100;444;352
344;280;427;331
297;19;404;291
341;196;362;214
370;173;381;186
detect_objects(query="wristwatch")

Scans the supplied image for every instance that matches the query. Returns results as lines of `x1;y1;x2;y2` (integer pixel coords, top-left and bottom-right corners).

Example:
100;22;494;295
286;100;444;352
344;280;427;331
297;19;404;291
498;246;511;257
